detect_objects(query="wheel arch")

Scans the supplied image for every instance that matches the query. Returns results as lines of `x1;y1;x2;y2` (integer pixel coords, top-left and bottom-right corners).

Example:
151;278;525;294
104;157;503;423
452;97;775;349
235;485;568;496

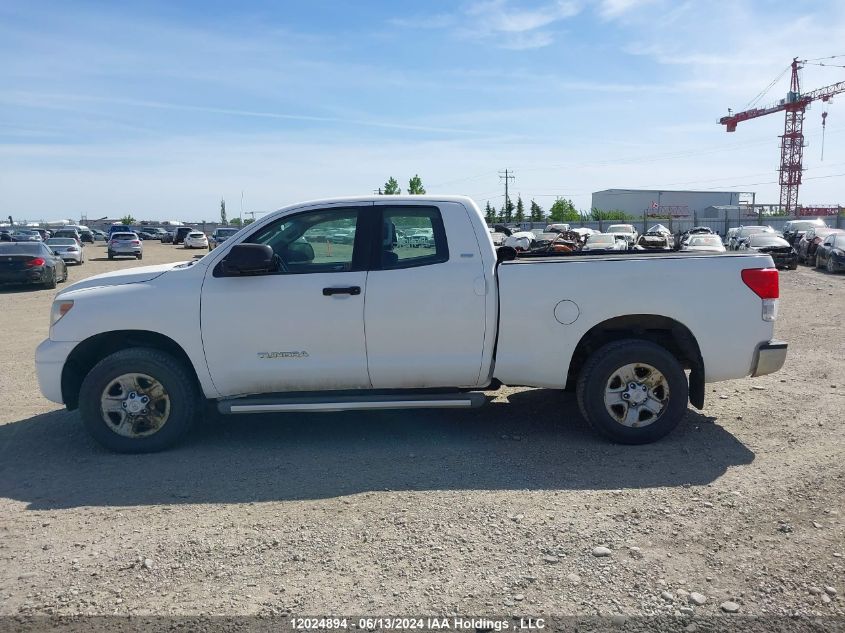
567;314;705;409
61;330;199;410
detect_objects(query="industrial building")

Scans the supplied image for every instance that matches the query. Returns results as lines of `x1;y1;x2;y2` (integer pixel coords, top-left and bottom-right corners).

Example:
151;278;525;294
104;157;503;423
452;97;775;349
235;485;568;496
591;189;743;218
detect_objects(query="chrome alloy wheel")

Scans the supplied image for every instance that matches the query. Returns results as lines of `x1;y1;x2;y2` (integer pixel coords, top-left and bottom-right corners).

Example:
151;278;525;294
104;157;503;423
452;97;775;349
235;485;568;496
100;373;171;438
603;363;670;428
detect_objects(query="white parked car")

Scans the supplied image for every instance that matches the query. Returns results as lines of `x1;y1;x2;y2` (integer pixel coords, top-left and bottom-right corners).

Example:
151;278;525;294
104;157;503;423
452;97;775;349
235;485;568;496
184;231;209;249
606;223;639;244
503;231;536;251
682;235;726;253
45;237;85;265
37;195;786;453
582;233;629;251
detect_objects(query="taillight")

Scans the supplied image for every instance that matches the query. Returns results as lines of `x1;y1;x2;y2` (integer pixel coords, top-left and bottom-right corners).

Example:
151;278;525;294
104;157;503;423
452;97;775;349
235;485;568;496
742;268;779;322
67;246;78;252
25;257;46;267
131;240;140;245
741;268;778;299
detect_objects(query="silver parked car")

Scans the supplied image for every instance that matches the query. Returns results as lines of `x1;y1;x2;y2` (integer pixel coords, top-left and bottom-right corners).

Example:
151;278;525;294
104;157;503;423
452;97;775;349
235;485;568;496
107;232;143;260
45;237;85;265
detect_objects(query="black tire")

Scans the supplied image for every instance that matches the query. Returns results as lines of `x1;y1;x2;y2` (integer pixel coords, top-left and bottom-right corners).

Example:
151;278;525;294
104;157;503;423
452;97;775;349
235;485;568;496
44;269;57;289
137;254;143;260
78;348;199;453
107;251;114;260
576;339;688;444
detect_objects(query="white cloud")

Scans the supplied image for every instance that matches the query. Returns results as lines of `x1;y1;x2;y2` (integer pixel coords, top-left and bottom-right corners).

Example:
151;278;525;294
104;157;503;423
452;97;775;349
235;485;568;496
598;0;657;19
392;0;581;49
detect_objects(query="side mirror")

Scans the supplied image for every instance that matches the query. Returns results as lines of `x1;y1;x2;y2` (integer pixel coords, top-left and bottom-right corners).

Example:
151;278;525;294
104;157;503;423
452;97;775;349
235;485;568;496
220;244;274;276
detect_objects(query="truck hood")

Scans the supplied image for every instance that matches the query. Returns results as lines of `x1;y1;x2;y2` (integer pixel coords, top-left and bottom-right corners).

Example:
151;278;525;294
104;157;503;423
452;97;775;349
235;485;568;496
57;262;187;295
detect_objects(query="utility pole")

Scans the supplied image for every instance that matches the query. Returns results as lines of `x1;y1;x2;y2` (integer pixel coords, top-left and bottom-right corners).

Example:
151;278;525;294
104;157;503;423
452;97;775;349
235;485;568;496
372;188;383;195
499;169;515;219
240;190;244;226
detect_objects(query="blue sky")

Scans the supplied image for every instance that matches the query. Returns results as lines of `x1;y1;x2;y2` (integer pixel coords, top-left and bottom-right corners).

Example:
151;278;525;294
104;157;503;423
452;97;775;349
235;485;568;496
2;0;845;221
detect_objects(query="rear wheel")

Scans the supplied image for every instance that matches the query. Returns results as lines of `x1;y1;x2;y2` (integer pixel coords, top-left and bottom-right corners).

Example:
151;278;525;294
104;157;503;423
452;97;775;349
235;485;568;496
136;253;143;260
828;257;837;273
107;251;114;260
44;269;57;289
576;339;688;444
78;348;199;453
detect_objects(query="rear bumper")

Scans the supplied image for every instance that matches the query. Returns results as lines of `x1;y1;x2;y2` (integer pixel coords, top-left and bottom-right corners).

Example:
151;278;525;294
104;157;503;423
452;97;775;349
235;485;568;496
0;269;48;284
751;340;788;377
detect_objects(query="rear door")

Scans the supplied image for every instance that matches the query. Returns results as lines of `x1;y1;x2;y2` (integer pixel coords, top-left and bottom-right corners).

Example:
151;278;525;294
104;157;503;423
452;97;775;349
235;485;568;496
364;201;487;389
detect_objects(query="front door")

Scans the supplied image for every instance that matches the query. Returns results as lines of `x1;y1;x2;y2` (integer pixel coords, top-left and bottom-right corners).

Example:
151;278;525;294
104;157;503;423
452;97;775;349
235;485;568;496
201;204;372;397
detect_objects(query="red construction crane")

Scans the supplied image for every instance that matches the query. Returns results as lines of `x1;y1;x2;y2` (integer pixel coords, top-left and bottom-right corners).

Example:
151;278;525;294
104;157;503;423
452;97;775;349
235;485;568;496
719;57;845;212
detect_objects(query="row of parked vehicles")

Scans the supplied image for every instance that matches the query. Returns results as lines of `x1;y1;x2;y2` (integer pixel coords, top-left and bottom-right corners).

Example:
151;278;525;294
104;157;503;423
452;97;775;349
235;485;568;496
487;218;844;273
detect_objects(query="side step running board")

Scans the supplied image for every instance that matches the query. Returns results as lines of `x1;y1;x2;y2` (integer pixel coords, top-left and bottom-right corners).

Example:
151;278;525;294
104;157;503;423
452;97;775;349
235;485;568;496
217;392;488;415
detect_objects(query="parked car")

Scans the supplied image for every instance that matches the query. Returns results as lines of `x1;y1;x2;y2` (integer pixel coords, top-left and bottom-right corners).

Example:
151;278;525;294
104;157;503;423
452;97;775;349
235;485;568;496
45;237;85;265
108;224;133;238
209;227;240;250
582;233;628;251
91;230;108;241
797;227;844;265
815;232;845;273
173;226;193;245
52;229;82;245
724;227;739;246
605;224;639;245
161;230;175;244
682;235;726;253
676;226;714;249
0;242;67;288
729;226;775;250
0;231;12;242
137;230;158;240
34;228;52;241
79;230;94;244
636;229;673;251
545;223;571;233
739;234;797;269
184;231;209;249
148;227;170;239
487;228;506;247
107;232;143;260
36;195;787;453
13;230;43;242
782;218;827;246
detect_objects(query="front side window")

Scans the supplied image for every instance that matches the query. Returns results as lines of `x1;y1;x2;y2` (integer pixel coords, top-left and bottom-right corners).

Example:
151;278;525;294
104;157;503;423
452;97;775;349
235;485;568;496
244;207;361;273
380;206;448;269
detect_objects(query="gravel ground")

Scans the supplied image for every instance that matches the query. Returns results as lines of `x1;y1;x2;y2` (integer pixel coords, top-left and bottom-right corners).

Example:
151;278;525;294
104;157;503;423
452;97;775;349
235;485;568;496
0;241;842;622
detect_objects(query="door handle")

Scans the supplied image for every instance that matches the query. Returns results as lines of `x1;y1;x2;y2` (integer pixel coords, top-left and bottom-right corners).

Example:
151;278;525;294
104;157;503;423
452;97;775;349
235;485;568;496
322;286;361;296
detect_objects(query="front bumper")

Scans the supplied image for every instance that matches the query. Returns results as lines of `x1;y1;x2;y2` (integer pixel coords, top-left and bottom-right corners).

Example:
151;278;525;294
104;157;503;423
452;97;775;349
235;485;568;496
35;339;79;404
751;340;788;377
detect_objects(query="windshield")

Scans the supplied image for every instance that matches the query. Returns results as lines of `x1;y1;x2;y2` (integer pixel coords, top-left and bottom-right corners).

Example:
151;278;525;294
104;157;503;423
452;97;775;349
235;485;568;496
689;236;722;246
112;233;137;240
46;238;76;245
750;235;788;247
216;229;239;237
790;220;826;231
588;234;615;244
607;225;633;233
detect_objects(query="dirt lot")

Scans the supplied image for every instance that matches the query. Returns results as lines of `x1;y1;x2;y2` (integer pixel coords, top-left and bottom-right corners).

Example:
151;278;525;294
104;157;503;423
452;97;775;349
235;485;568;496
0;241;842;621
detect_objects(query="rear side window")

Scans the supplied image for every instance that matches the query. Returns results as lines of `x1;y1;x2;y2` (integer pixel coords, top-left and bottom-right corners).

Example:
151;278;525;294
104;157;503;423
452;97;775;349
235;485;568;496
379;206;448;270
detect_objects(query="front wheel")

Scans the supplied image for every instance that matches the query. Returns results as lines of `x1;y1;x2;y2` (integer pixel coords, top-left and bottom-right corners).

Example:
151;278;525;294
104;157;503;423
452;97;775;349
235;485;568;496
78;348;199;453
828;257;837;273
576;339;688;444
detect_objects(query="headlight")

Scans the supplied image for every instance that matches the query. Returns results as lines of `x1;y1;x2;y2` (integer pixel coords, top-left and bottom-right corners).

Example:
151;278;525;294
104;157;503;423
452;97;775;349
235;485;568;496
50;300;74;326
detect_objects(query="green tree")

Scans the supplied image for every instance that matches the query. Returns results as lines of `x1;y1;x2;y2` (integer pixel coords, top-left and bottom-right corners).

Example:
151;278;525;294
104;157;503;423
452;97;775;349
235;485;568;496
220;197;227;225
383;177;401;195
501;197;514;223
229;217;242;227
548;198;579;222
408;174;426;195
244;218;255;225
120;214;136;225
484;201;496;224
515;196;525;223
530;199;544;222
590;208;629;221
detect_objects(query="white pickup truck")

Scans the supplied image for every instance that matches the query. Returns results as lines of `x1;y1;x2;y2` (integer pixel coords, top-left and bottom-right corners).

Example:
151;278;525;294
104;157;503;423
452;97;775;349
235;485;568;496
36;196;787;452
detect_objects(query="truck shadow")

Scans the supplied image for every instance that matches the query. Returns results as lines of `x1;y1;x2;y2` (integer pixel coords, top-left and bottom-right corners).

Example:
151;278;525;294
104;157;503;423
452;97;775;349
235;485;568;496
0;389;754;510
